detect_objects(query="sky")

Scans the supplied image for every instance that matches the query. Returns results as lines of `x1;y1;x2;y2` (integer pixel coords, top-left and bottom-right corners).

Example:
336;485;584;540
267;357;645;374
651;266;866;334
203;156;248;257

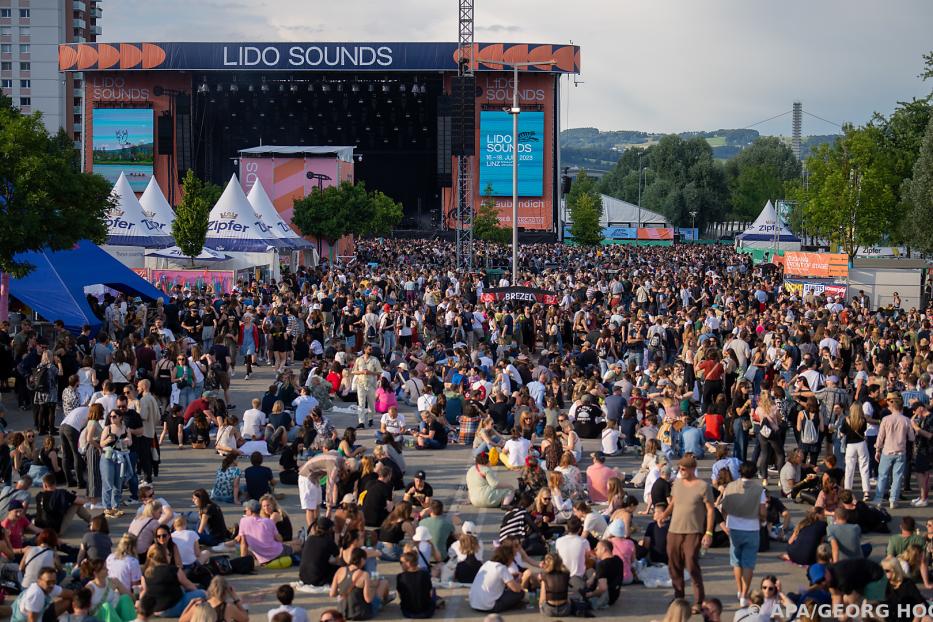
100;0;933;135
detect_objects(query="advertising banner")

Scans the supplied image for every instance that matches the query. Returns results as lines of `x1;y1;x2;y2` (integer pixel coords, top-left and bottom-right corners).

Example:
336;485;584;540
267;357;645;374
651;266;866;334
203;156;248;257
480;287;558;305
60;42;581;74
637;228;674;240
783;252;848;278
91;108;154;191
148;270;236;295
478;111;544;197
856;246;907;258
783;278;848;300
677;228;699;241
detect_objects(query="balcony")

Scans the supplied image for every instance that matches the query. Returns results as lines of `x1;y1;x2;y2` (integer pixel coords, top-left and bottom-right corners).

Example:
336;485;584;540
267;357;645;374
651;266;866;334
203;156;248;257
73;18;86;29
74;1;87;11
93;24;101;35
92;7;102;18
73;105;82;114
73;35;85;43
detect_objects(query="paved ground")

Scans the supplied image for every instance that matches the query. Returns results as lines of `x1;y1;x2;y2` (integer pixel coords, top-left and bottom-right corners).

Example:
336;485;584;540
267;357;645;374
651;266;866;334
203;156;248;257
4;362;931;621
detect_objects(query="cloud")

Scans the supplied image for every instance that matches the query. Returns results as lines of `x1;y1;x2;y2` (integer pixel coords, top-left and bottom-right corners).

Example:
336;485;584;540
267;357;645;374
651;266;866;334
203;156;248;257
98;0;933;133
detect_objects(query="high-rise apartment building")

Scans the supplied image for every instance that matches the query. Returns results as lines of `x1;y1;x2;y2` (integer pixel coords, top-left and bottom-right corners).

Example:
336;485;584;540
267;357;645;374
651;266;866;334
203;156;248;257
0;0;102;144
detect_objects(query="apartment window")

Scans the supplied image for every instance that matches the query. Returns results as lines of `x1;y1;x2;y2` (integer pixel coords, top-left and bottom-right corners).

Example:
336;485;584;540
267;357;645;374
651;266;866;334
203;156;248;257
0;27;10;36
19;9;30;19
19;97;30;106
19;44;29;54
0;79;11;88
0;62;9;71
0;10;10;19
1;44;11;54
19;79;29;88
18;27;29;38
19;62;28;71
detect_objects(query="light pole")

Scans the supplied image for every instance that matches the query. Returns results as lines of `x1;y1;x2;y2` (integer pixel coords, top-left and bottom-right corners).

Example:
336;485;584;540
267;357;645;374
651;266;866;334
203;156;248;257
475;58;555;284
689;210;697;241
637;166;647;227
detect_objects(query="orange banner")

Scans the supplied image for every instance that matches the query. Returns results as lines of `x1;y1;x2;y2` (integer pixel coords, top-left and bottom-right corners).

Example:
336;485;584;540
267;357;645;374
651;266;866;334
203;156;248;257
783;252;848;278
637;228;673;240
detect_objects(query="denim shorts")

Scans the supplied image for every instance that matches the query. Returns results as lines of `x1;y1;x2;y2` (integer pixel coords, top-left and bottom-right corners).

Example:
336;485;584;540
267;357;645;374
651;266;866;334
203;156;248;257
728;528;760;568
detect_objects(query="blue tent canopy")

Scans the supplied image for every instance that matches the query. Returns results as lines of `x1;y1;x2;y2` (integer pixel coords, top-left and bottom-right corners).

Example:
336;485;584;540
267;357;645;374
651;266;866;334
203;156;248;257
9;240;168;333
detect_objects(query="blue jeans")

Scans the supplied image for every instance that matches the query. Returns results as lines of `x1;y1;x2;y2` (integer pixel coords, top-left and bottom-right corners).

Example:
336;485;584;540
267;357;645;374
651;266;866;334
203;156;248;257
101;456;124;510
728;528;760;569
874;452;906;505
376;541;401;561
198;530;223;546
733;419;749;462
156;589;208;617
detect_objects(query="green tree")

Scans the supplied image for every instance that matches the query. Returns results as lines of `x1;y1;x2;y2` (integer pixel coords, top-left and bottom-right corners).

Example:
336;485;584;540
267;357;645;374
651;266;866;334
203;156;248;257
904;116;933;252
361;190;403;237
569;192;602;246
724;137;801;221
171;170;213;264
793;124;895;261
566;169;603;220
472;184;510;244
0;94;113;277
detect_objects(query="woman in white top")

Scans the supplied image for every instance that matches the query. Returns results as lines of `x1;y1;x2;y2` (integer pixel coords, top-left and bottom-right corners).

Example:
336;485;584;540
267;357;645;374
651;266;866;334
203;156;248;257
560;419;582;464
82;558;133;616
19;531;58;589
106;534;143;592
77;355;97;405
468;546;525;613
171;516;202;568
108;350;134;394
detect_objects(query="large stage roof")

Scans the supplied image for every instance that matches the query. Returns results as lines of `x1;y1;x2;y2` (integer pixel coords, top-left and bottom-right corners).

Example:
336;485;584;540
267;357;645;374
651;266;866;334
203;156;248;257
59;42;581;74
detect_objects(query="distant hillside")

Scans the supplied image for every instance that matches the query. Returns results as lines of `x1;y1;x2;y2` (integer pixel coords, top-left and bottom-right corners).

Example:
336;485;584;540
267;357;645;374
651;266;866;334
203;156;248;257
560;128;838;171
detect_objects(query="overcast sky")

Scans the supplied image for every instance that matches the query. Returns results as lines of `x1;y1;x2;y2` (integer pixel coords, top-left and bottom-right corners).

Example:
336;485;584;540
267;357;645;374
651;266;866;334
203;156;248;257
101;0;932;135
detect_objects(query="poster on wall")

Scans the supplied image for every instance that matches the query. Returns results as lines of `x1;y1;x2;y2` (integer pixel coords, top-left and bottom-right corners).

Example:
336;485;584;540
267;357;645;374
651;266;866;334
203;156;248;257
782;252;848;279
478;111;544;196
91;108;154;192
783;278;848;300
148;269;236;295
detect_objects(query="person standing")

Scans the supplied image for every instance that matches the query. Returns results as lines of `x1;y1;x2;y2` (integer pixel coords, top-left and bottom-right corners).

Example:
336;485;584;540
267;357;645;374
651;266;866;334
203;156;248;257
352;345;383;428
873;394;915;509
840;403;871;501
660;455;715;614
137;380;160;485
720;461;766;607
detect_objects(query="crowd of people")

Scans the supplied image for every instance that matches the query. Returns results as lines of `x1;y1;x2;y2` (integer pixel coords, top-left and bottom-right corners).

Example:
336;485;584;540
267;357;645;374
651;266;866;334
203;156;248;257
0;239;932;622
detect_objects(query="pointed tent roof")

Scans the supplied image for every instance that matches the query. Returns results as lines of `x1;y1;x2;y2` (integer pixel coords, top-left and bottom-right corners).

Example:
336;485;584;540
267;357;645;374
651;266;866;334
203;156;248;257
246;180;313;250
107;172;174;248
203;175;280;253
10;240;168;333
139;177;175;236
736;200;801;242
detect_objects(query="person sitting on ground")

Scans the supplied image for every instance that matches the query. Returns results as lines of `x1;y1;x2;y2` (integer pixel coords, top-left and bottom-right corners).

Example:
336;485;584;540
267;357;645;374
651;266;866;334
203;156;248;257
417;499;458;557
33;472;91;536
397;549;441;618
641;502;669;564
887;516;925;558
466;453;515;509
538;552;572;618
827;507;869;561
76;514;112;565
451;532;483;584
244;451;277;501
298;517;341;588
267;584;309;622
139;545;206;618
586;451;619;504
10;566;73;622
329;548;392;619
210;454;242;504
170;515;205;571
19;528;60;590
236;499;290;565
106;534;142;595
134;484;174;525
403;471;434;516
782;506;828;566
468;545;526;613
412;525;443;578
582;539;623;610
4;499;41;556
192;488;230;547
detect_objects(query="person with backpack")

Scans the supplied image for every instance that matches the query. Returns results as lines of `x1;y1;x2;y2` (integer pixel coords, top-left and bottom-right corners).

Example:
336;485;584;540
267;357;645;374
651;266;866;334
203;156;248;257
32;350;63;436
797;396;825;466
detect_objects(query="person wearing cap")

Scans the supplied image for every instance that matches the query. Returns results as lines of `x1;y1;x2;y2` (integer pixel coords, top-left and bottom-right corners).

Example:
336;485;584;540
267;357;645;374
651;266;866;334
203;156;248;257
403;471;433;513
236;499;290;565
412;524;442;577
3;498;40;554
659;454;716;614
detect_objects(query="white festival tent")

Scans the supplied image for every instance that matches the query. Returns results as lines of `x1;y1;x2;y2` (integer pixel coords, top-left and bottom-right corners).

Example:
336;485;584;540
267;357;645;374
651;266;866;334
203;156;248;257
735;200;801;251
103;172;174;268
146;246;229;261
139;176;176;234
203;175;282;279
246;180;314;251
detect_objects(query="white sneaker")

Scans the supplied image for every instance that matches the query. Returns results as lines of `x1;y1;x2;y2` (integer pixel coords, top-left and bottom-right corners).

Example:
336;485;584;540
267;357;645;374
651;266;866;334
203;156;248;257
889;500;898;509
913;498;928;507
211;542;232;553
244;374;251;380
739;596;748;608
870;478;878;487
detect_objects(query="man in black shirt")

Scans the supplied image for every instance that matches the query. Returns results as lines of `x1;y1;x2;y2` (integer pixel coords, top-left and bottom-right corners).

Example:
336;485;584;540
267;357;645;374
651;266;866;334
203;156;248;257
574;395;605;439
362;465;395;529
298;517;341;587
585;540;623;609
116;395;143;500
396;550;438;618
244;452;276;501
34;473;90;535
650;464;673;507
209;342;232;404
